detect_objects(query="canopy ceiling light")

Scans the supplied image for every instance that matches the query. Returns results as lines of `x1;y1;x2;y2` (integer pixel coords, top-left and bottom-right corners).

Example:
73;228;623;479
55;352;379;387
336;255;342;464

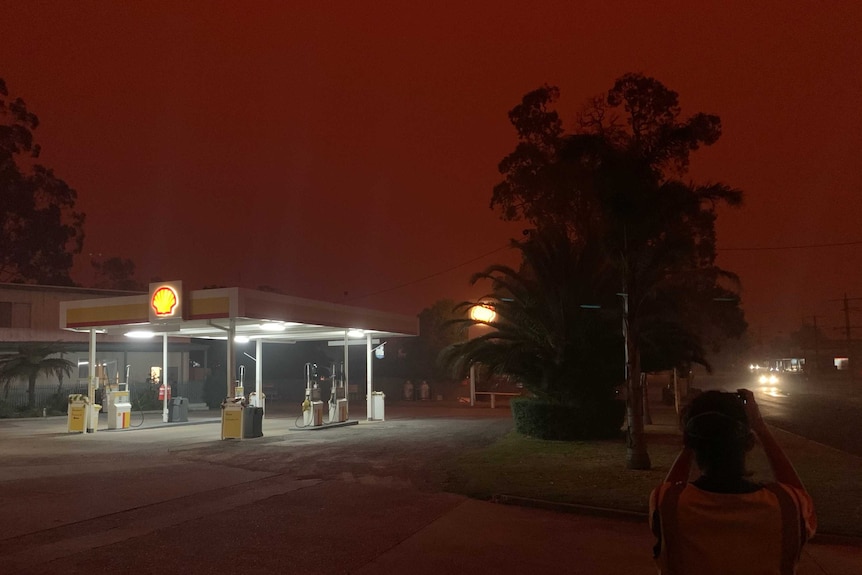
348;329;365;338
469;304;496;323
125;330;155;339
258;322;286;332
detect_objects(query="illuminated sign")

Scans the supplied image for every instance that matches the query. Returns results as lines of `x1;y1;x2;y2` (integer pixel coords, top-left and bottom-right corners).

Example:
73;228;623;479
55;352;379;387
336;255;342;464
148;281;184;322
152;287;178;317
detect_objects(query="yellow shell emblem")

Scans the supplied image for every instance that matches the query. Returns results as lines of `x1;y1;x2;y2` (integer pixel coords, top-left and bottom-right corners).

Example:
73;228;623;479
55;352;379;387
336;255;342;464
151;287;178;316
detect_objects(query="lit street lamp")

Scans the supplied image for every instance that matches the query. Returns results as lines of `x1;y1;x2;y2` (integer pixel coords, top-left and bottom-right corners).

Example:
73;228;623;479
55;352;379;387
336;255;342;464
469;303;496;323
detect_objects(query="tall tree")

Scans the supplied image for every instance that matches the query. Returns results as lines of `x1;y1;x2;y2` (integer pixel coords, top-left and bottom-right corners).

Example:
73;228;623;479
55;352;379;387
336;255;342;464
0;78;85;284
0;344;74;409
491;74;745;469
92;256;144;291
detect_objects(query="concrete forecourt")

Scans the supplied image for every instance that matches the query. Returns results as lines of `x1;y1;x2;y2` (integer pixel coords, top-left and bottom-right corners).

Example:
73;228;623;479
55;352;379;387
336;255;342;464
2;399;860;575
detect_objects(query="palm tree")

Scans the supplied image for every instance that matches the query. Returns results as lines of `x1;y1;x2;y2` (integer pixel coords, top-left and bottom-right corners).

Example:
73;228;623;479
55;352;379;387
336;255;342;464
442;228;623;407
0;344;74;409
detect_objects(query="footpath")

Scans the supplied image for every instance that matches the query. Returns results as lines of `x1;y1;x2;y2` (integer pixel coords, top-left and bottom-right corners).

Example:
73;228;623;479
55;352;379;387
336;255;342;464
0;399;859;574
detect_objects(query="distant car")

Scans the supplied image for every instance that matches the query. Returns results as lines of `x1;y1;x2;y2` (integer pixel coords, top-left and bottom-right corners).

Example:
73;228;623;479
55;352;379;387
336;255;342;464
757;372;780;386
753;371;798;397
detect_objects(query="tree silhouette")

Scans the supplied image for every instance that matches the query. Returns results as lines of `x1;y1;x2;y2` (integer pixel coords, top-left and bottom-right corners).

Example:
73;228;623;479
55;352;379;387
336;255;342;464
0;344;74;409
490;73;746;469
92;257;144;291
0;78;85;285
442;228;622;405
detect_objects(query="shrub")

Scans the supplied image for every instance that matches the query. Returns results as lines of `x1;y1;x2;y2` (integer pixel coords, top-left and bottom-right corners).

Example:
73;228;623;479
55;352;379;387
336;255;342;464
0;400;14;419
511;397;625;440
203;370;227;409
45;392;70;415
130;386;162;411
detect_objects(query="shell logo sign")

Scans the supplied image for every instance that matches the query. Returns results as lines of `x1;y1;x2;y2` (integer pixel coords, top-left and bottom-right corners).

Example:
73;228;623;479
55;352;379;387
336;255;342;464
152;287;178;317
148;281;184;322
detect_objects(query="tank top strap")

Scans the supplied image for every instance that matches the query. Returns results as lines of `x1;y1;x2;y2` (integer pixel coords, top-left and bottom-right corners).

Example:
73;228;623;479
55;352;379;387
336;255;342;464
763;483;804;575
657;482;687;575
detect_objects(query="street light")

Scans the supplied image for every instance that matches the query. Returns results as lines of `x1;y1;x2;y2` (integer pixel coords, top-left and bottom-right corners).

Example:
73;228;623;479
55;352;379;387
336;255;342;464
469;303;496;323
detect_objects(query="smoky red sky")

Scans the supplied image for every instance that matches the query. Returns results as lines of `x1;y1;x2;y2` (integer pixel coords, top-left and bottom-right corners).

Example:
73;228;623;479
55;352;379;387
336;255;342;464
2;1;861;340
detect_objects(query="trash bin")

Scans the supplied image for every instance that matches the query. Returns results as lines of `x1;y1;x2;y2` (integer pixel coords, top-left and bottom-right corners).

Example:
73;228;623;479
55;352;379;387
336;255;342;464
221;397;245;439
243;406;264;438
370;391;385;421
249;391;266;415
169;397;189;423
67;394;89;433
88;403;102;433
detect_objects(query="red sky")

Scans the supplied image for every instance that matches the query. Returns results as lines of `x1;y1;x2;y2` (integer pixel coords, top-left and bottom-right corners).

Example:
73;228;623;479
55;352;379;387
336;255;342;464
2;1;861;339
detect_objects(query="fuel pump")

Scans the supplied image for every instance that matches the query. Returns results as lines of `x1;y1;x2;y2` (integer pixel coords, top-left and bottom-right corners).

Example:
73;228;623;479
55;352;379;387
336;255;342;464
107;365;132;429
300;363;324;427
328;362;338;422
329;362;348;423
236;365;246;398
301;388;312;426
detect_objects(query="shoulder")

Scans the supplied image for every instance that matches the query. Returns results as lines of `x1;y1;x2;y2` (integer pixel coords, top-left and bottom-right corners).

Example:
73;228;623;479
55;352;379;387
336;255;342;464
650;481;688;514
764;482;817;540
651;481;686;499
764;482;814;510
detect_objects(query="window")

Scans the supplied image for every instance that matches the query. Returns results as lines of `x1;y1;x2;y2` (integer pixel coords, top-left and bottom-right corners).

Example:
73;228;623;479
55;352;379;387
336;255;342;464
0;302;32;328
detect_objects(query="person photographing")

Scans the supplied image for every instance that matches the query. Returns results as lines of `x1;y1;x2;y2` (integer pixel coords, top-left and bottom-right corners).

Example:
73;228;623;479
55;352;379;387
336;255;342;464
649;388;816;574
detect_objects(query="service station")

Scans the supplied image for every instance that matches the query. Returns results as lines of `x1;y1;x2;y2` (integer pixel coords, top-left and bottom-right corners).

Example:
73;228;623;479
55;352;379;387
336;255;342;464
58;281;418;437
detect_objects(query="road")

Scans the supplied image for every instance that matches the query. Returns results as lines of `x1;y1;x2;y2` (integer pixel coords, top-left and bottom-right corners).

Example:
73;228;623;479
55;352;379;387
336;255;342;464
697;373;862;457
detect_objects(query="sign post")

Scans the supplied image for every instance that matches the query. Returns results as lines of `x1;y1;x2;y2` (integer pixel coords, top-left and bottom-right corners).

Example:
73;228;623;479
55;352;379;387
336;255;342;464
148;281;185;423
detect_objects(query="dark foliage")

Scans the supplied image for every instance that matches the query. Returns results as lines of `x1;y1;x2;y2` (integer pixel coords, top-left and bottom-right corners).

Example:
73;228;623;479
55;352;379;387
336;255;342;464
204;368;227;409
487;73;747;469
440;228;623;406
0;344;74;409
0;78;85;284
511;397;625;440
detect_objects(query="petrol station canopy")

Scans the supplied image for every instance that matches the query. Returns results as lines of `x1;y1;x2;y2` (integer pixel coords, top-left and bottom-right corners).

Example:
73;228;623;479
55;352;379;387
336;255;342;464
59;284;418;342
58;283;417;427
60;283;418;418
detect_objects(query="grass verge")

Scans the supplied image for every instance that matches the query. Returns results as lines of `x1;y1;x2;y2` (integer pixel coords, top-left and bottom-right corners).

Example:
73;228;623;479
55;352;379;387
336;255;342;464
444;414;862;537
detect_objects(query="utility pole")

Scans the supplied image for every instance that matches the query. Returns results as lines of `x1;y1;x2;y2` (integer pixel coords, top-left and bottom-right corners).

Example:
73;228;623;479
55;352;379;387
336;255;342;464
844;294;854;386
829;294;862;387
802;315;820;377
813;315;819;377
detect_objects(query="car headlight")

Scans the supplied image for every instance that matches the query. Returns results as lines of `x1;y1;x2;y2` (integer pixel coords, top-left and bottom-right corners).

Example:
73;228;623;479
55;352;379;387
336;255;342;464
769;374;779;384
759;374;768;384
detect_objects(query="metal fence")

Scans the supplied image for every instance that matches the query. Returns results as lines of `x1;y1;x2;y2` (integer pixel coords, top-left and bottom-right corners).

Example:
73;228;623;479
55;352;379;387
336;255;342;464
2;380;206;410
2;384;87;409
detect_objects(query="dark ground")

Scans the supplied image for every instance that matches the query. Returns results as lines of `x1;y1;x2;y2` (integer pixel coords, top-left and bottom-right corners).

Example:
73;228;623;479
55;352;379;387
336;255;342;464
1;398;858;574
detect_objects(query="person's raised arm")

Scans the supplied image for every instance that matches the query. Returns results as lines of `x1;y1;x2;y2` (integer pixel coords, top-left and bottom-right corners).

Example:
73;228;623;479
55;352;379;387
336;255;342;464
664;447;694;484
737;388;806;491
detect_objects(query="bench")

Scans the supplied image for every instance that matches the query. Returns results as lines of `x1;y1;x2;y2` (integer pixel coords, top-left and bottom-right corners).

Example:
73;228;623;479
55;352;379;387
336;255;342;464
473;391;521;409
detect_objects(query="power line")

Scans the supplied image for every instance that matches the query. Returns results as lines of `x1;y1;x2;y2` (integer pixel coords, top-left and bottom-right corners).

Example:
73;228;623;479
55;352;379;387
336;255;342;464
345;243;513;302
719;239;862;252
348;236;862;302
